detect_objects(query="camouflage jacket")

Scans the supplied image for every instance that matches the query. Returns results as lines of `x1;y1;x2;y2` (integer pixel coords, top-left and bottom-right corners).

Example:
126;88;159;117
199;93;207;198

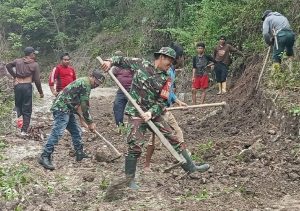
51;77;93;123
112;56;168;118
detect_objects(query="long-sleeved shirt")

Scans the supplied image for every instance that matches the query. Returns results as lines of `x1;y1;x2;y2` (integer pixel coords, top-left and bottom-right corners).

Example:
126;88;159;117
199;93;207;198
6;57;43;94
51;77;93;123
48;64;76;92
213;44;243;66
112;66;133;91
111;56;168;119
262;12;292;45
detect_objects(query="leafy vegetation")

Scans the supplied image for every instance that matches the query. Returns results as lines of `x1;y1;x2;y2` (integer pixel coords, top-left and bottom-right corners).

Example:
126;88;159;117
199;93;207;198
99;177;109;190
289;105;300;117
0;164;31;200
0;0;298;60
191;140;214;163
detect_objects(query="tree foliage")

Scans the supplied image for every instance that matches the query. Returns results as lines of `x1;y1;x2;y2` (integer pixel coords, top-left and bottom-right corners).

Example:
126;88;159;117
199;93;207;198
0;0;298;60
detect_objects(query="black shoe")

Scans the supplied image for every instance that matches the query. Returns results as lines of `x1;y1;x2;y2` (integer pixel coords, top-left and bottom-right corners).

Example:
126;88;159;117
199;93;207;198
75;150;90;161
38;152;55;170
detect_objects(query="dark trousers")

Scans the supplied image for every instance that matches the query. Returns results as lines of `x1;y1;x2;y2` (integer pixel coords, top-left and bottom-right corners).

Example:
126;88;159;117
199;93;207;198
215;62;228;83
14;83;32;132
113;89;128;126
273;30;295;63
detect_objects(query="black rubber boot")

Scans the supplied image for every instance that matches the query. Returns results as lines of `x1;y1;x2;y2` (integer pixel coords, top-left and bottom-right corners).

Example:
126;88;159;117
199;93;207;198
38;152;55;170
181;149;210;173
75;149;90;161
125;156;139;190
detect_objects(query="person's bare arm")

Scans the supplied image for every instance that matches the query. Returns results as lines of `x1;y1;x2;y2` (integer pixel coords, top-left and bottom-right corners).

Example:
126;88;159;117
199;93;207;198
50;86;58;96
229;45;244;57
32;63;44;98
192;68;196;81
6;60;17;78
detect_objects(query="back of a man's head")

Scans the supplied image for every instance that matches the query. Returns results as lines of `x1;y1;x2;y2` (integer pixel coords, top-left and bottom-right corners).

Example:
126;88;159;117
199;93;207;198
170;42;184;59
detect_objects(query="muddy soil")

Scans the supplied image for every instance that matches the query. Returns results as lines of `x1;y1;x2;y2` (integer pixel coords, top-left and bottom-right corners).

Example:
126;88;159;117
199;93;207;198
1;58;300;210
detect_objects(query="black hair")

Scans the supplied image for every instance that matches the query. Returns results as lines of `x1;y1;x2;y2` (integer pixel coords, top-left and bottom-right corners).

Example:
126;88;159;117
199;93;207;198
170;42;184;59
219;35;226;41
196;42;205;48
154;53;161;60
60;52;70;60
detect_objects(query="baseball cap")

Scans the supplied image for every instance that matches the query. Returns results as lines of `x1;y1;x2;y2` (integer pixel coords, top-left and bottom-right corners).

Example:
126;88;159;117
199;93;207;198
262;10;272;21
154;47;176;60
24;47;39;56
92;69;105;84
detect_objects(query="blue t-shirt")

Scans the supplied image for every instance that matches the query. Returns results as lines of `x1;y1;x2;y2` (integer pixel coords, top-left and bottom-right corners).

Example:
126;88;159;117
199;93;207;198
167;66;177;107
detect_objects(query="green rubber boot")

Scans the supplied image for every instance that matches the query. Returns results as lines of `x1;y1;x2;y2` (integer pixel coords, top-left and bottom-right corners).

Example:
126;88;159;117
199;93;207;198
181;149;210;173
125;156;140;190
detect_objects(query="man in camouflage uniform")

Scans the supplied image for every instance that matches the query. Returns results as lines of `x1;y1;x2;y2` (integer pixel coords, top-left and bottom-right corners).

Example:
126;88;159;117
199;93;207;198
38;69;105;170
101;47;210;189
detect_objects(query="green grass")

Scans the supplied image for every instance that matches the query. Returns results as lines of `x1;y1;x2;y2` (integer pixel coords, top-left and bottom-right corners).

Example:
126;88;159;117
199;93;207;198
268;58;300;90
289;105;300;117
0;139;8;150
0;164;31;200
99;177;109;190
191;140;214;163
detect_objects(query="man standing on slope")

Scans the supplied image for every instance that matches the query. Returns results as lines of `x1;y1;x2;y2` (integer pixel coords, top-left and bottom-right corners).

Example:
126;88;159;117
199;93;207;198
213;36;244;95
262;10;295;70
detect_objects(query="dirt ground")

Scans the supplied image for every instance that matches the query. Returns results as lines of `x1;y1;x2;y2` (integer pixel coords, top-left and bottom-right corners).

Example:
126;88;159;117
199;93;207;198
1;59;300;211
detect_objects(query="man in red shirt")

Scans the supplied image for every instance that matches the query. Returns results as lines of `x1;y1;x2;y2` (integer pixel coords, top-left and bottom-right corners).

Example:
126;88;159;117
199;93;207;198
49;53;76;96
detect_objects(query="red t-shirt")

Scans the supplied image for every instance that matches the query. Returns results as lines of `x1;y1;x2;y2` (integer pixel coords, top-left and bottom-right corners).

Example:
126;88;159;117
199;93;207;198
48;64;76;92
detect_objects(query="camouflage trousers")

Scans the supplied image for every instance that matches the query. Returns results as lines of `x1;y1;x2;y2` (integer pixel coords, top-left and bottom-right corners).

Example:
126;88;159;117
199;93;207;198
126;115;185;158
148;111;184;146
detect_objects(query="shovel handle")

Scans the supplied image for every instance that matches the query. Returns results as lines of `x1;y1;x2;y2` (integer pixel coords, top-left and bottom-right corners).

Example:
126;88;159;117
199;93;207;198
76;113;122;157
167;102;227;111
94;130;122;157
